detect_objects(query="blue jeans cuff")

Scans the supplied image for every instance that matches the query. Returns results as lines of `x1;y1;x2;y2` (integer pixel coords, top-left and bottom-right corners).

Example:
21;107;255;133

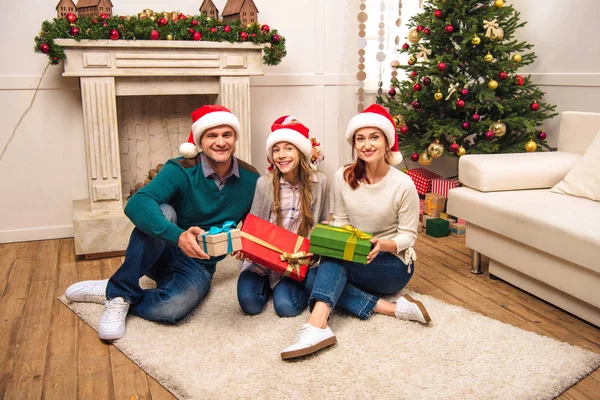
309;291;336;312
356;294;378;320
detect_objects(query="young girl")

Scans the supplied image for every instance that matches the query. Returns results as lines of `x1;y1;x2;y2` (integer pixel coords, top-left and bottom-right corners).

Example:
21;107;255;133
237;116;329;317
281;104;431;360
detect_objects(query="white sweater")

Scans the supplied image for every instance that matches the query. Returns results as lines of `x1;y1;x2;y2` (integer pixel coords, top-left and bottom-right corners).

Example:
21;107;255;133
332;166;419;265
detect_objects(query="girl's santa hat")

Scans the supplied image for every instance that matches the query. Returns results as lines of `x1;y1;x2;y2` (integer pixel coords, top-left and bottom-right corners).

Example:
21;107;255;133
266;115;313;163
179;105;241;158
345;104;403;165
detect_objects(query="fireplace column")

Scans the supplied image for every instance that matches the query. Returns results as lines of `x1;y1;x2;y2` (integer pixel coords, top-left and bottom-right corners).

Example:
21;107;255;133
219;76;251;163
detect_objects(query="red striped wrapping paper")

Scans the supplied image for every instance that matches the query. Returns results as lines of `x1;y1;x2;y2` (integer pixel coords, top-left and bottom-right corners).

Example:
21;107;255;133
407;168;442;196
431;178;460;197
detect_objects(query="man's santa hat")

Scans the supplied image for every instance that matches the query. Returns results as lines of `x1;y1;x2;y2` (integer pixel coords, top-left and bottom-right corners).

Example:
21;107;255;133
345;104;403;165
179;105;241;158
266;115;312;163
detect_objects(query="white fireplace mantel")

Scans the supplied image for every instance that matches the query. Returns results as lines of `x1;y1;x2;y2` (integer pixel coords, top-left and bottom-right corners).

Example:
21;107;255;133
56;39;266;256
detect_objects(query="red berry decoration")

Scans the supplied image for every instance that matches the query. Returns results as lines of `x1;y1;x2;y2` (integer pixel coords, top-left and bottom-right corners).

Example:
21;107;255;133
39;43;50;54
411;153;420;162
423;28;431;35
516;75;525;86
402;43;409;50
449;143;459;153
538;130;547;140
150;30;159;40
224;25;231;33
99;13;108;20
484;131;495;141
530;101;540;111
456;99;465;108
434;9;443;18
388;88;396;96
471;113;480;122
498;71;508;80
413;83;422;91
416;25;424;32
240;31;248;41
422;77;431;85
52;56;58;62
191;19;198;26
210;27;217;33
69;26;79;36
460;88;469;97
412;101;421;109
65;12;77;23
271;34;280;43
109;29;119;40
400;125;409;135
437;62;446;71
193;31;202;41
157;17;168;26
261;24;270;33
445;25;454;33
461;121;471;130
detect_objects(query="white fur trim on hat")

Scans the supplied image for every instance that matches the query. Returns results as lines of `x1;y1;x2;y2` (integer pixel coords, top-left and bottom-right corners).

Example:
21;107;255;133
345;113;395;148
191;111;240;145
266;128;312;162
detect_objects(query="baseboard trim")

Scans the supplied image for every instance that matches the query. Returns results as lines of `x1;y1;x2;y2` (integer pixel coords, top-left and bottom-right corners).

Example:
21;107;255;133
0;225;73;244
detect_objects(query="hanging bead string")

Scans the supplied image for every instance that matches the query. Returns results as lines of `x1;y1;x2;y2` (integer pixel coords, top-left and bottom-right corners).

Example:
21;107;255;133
357;0;368;112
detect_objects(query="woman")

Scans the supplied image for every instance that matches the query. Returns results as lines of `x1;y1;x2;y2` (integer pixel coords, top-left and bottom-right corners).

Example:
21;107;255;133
281;104;430;360
237;116;329;317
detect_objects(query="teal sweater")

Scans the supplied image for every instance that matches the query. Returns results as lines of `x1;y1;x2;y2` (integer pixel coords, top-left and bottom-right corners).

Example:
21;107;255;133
125;156;259;247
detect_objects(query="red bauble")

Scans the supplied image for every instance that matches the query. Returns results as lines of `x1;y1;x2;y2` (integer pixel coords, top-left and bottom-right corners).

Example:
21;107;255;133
261;24;270;33
516;75;525;86
402;43;409;50
461;121;471;130
240;31;248;41
484;131;495;140
191;19;198;26
92;19;98;24
412;101;421;109
109;29;119;40
413;83;422;91
101;22;107;27
460;88;469;97
39;43;50;54
471;113;480;122
422;77;431;85
530;101;540;111
449;143;459;153
251;33;257;38
423;28;431;35
210;27;217;33
538;131;547;140
410;71;418;78
400;125;409;134
410;153;420;162
272;34;280;43
150;30;159;40
52;56;58;62
193;31;202;41
188;28;195;34
69;26;79;36
99;13;108;20
157;17;168;26
445;25;454;33
498;71;508;80
434;9;443;18
416;25;424;32
388;88;396;96
456;99;465;108
65;12;77;23
224;25;231;33
178;14;187;20
437;62;446;71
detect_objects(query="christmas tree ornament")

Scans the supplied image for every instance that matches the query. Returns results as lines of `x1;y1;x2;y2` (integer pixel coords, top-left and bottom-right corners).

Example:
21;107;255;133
434;91;443;101
449;143;459;153
512;53;522;63
428;140;444;158
484;130;495;140
408;28;420;44
210;27;217;33
456;99;465;108
416;44;432;61
411;152;420;162
461;121;471;130
490;121;507;137
483;52;493;63
99;13;108;20
66;12;77;23
193;31;202;41
418;151;433;166
261;24;270;33
408;55;417;65
530;101;539;111
471;35;481;45
389;88;397;96
224;25;232;33
525;139;537;152
460;88;469;97
69;26;79;36
412;100;421;109
498;71;508;80
488;80;498;89
424;28;431;36
400;125;409;135
413;83;422;91
422;77;431;85
434;9;443;18
157;17;168;26
437;62;446;71
445;25;454;34
110;29;119;40
150;29;159;40
393;117;400;126
39;43;50;54
538;130;547;140
456;146;467;156
416;25;424;32
179;14;187;20
396;115;406;126
490;27;504;41
515;75;525;85
494;0;504;8
251;33;257;38
402;43;409;50
191;19;198;26
483;19;502;40
272;34;281;43
240;31;249;41
188;28;195;34
166;34;174;40
410;71;418;78
471;113;480;122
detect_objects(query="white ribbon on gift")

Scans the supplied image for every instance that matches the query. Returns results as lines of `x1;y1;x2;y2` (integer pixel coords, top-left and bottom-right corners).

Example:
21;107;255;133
483;19;501;38
445;83;459;101
416;44;432;62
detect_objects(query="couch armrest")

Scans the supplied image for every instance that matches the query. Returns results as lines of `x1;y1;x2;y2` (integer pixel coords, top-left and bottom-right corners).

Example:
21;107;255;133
458;151;581;192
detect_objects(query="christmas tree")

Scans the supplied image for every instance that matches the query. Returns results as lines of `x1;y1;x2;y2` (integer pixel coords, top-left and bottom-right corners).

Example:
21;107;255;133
377;0;557;167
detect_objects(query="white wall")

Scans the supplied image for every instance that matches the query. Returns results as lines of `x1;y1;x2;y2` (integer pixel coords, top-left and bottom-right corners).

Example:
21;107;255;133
1;0;599;242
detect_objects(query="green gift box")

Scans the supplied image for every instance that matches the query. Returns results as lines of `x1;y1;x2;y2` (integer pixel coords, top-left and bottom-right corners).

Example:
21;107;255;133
309;223;373;264
426;218;449;238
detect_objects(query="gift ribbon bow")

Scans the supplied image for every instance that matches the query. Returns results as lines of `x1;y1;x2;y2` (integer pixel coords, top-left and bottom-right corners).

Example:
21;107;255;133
416;45;432;62
445;83;459;101
424;197;445;213
240;232;308;278
201;221;236;254
316;224;372;261
483;19;501;38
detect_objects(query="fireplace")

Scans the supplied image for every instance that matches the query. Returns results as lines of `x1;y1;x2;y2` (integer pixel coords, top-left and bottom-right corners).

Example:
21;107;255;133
55;39;265;256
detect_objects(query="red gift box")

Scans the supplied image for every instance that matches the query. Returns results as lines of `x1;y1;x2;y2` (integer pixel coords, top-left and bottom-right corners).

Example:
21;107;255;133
431;178;460;197
240;214;310;282
407;168;442;196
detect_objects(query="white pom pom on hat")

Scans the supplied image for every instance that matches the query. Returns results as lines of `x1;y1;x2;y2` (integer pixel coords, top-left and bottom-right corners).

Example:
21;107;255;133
179;105;241;158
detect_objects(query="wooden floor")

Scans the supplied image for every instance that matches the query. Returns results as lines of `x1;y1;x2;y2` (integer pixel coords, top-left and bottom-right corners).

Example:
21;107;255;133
1;236;599;399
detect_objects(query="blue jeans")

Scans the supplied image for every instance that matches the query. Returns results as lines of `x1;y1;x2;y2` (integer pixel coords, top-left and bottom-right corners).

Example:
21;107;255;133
106;205;216;324
237;270;311;317
308;253;414;320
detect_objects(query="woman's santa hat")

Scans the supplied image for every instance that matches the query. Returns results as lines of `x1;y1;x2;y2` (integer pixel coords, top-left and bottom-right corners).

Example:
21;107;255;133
266;115;313;163
345;104;403;165
179;105;241;158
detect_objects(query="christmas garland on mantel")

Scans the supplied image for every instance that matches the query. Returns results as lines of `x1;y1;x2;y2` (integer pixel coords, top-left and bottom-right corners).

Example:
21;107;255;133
34;12;286;66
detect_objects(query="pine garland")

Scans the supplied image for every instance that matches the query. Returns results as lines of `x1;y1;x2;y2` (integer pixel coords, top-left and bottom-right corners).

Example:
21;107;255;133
34;13;286;66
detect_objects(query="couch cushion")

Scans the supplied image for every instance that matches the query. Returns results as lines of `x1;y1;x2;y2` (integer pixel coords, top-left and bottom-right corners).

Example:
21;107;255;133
551;130;600;202
447;187;600;274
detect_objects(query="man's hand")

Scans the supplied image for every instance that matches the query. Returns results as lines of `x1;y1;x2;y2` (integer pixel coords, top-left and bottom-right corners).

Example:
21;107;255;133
178;227;210;259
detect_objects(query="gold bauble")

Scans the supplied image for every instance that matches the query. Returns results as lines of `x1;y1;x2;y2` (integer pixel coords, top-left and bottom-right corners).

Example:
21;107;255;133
471;35;481;45
483;52;493;63
408;28;420;44
488;80;498;90
166;34;174;40
428;141;444;159
512;53;522;63
393;117;400;126
407;55;417;65
525;139;537;152
493;0;504;8
434;91;443;101
456;146;467;157
490;27;504;41
418;151;433;166
395;115;406;126
490;121;507;137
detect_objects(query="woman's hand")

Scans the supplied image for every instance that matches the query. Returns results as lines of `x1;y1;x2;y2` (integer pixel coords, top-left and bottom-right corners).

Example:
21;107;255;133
178;227;210;259
366;237;381;264
320;220;330;225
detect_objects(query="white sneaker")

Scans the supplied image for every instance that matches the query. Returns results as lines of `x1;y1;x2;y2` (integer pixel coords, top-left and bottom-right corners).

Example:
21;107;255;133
98;297;130;341
280;323;337;360
395;294;431;324
65;279;109;304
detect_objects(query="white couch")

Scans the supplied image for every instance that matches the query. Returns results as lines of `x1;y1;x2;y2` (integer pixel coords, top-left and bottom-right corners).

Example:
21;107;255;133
447;112;600;327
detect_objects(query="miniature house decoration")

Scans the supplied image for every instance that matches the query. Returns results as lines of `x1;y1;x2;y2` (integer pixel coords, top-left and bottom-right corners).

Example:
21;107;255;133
75;0;113;18
56;0;77;18
222;0;259;25
199;0;220;20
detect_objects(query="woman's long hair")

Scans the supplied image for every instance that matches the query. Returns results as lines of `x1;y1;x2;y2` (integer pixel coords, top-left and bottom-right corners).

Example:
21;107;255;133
343;133;392;190
271;154;314;237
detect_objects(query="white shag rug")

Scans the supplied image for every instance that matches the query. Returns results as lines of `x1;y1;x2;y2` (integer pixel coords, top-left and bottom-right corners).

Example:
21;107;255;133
61;257;600;400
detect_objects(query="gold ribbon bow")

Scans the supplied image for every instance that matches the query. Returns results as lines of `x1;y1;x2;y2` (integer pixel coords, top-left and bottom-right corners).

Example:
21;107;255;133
445;83;459;101
416;44;432;62
483;19;501;38
137;8;154;19
424;197;445;214
240;232;307;278
164;11;180;22
316;224;372;261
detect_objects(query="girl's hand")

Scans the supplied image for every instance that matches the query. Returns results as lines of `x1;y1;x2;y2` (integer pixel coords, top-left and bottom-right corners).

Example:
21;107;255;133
366;237;381;264
233;250;245;261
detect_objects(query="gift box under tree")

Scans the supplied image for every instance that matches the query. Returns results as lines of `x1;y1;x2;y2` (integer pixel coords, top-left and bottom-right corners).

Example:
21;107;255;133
431;178;460;198
240;214;310;282
426;218;450;238
407;168;442;196
423;193;447;218
309;223;372;264
196;221;241;257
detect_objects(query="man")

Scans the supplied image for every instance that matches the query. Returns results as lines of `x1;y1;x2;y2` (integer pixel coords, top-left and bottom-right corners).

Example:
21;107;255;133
65;105;259;340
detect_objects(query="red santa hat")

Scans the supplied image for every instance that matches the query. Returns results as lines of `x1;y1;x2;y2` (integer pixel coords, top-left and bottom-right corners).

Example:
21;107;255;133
266;115;313;163
179;105;241;158
345;104;403;165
